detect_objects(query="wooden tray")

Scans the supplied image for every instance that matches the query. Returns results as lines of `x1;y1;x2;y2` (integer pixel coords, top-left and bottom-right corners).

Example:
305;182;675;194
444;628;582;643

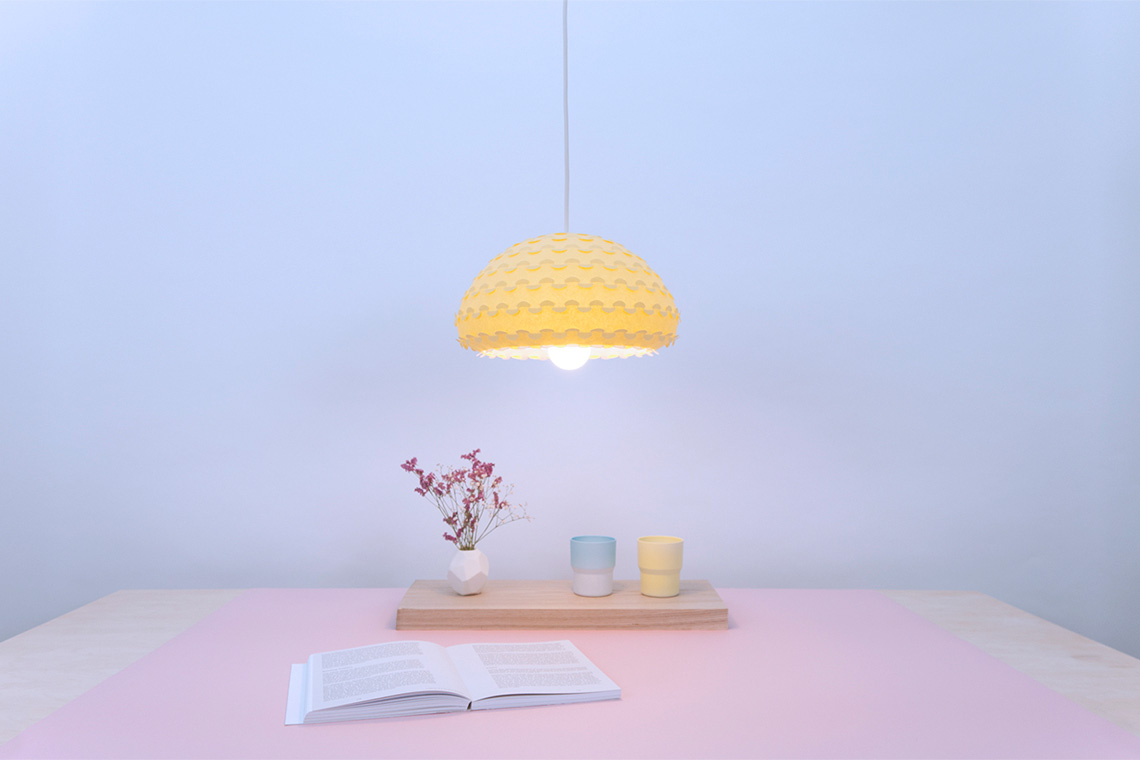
395;579;728;630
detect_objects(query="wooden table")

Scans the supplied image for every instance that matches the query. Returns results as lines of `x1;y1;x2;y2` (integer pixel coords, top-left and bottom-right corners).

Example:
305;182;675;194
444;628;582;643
2;589;1139;746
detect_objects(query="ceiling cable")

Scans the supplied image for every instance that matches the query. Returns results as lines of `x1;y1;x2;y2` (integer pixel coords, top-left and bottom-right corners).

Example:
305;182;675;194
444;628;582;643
563;0;570;233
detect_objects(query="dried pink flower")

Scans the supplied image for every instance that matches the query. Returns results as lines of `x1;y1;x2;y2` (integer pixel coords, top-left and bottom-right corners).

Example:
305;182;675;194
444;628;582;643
401;449;530;550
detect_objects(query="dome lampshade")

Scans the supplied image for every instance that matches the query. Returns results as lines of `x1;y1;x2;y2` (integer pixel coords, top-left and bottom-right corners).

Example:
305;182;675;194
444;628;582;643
456;233;679;368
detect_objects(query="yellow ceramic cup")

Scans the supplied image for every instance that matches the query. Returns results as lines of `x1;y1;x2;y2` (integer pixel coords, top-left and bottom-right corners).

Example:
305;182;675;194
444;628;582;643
637;535;684;597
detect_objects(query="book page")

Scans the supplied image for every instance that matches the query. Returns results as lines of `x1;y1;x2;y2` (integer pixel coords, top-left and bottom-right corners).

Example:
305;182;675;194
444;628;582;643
446;640;619;703
308;640;470;711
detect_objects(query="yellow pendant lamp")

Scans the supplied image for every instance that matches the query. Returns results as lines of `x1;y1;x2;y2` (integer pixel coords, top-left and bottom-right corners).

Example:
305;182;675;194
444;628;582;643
456;233;679;370
455;2;679;371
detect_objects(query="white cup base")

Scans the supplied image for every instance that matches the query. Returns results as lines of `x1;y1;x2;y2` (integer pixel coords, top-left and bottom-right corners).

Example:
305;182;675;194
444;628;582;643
572;568;614;597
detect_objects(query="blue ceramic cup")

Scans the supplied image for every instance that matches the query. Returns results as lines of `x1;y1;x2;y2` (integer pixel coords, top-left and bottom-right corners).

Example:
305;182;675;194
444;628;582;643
570;536;617;597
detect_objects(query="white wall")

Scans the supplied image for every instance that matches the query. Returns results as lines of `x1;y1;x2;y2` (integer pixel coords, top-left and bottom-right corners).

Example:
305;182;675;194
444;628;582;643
2;2;1138;655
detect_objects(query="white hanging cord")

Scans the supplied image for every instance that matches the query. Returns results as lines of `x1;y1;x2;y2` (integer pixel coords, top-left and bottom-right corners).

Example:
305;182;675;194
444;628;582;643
563;0;570;234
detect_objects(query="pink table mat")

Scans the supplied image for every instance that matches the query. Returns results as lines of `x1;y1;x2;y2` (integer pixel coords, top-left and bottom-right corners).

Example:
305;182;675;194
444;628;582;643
4;588;1139;759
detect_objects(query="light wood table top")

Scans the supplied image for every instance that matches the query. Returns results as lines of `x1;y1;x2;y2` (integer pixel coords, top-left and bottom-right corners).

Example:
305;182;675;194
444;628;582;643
1;589;1138;745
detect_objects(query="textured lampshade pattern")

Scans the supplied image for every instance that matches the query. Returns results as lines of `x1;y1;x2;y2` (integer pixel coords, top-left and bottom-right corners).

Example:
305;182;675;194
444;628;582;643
456;233;679;361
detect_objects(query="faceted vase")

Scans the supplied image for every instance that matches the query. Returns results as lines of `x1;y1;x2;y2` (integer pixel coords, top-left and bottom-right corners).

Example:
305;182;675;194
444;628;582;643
447;548;489;596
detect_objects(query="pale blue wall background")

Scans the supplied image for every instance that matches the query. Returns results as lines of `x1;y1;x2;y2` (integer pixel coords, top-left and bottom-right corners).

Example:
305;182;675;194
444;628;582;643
2;1;1138;655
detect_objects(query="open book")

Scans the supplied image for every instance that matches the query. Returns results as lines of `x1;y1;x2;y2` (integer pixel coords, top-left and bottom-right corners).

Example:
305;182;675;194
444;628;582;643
285;639;620;724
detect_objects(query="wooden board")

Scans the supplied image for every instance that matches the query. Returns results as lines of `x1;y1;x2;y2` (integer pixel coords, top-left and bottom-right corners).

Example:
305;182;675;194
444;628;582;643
395;579;728;630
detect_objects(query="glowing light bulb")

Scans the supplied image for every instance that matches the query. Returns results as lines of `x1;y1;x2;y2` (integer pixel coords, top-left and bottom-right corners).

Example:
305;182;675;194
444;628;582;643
547;345;591;371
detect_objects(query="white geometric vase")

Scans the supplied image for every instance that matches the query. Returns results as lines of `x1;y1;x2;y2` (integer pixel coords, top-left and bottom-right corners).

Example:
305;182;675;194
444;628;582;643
447;548;489;596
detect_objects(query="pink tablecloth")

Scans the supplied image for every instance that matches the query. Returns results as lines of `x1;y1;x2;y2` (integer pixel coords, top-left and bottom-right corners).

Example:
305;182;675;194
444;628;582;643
3;588;1139;759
